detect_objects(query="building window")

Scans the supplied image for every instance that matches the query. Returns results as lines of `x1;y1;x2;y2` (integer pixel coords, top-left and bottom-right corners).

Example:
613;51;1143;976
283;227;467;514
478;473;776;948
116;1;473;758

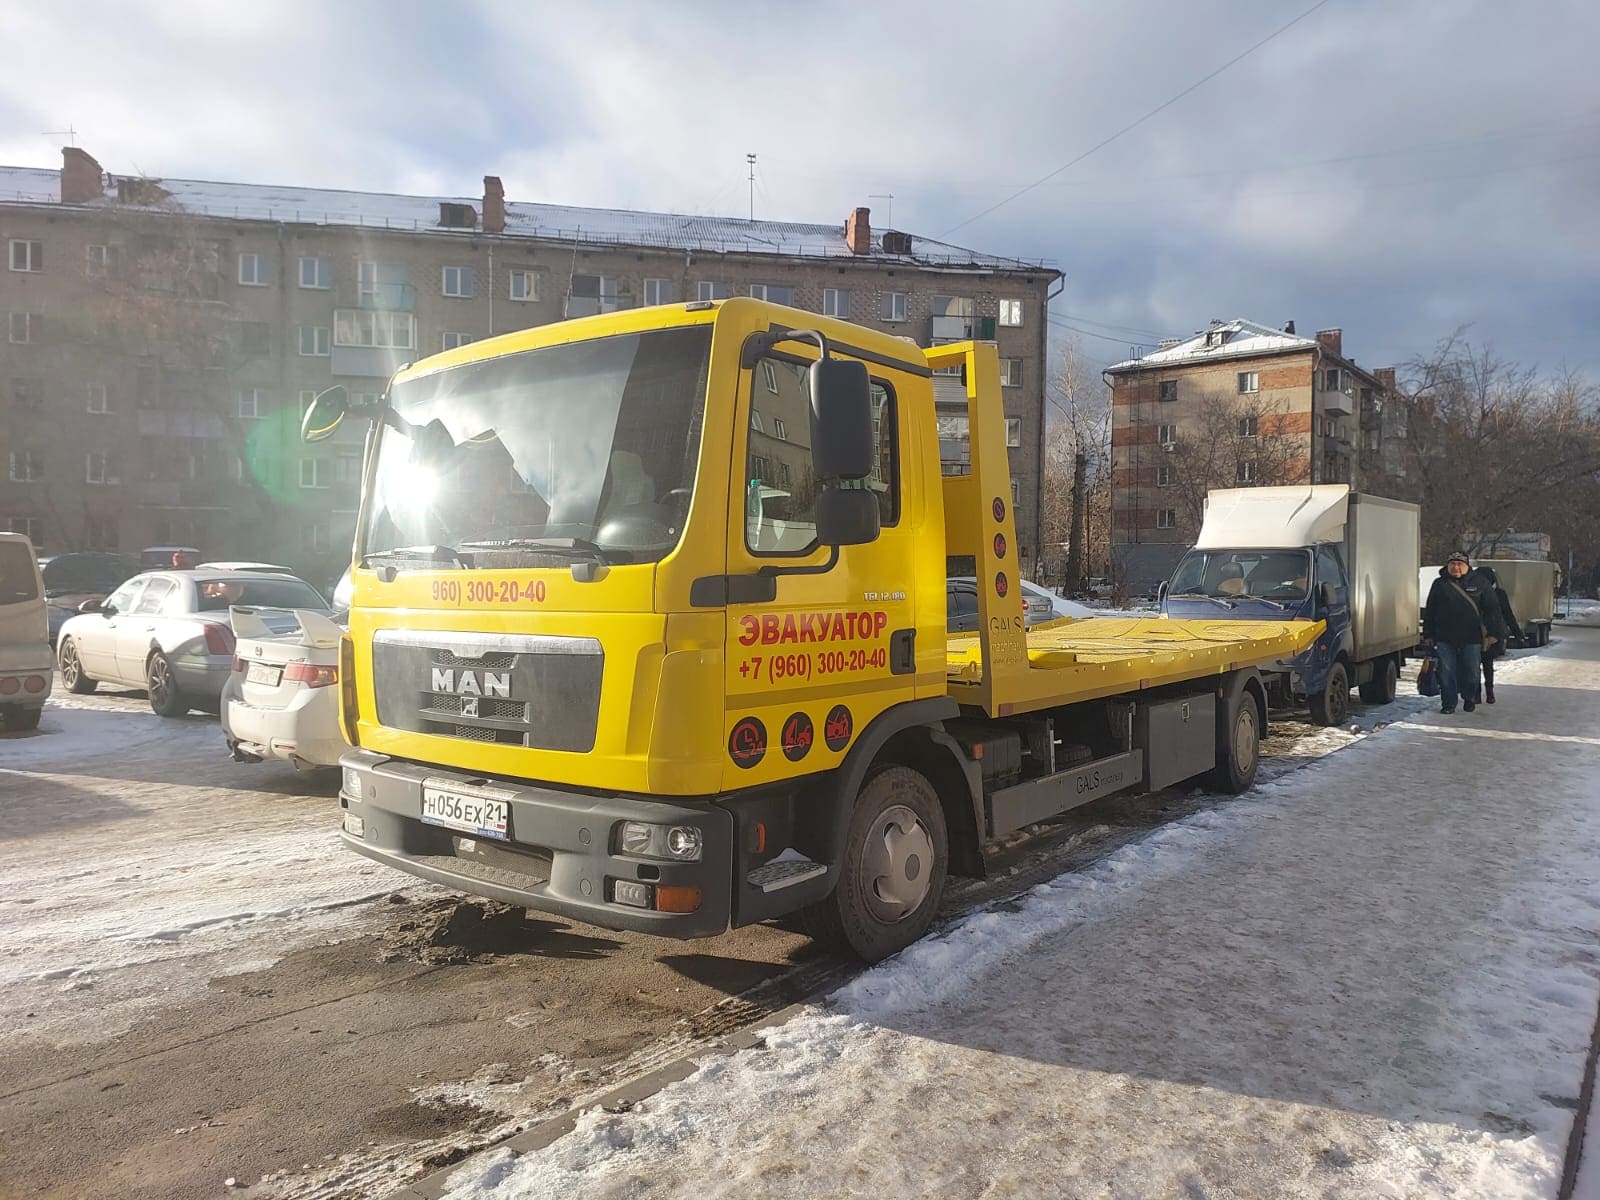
1157;464;1172;487
238;389;264;419
8;240;42;273
776;462;791;488
8;451;43;482
1158;380;1178;402
441;332;472;351
998;298;1023;327
1157;508;1177;529
567;274;619;317
85;452;119;485
9;312;37;344
1000;358;1023;388
7;517;43;545
761;362;780;394
299;458;330;489
298;256;331;289
643;278;674;306
697;281;728;301
1238;415;1258;438
84;515;117;548
86;244;111;277
881;292;908;322
1158;423;1177;447
87;384;109;414
1237;371;1259;394
1324;367;1343;392
823;288;851;319
297;325;331;356
442;266;474;298
750;409;764;434
1324;417;1337;437
1006;418;1022;448
336;453;362;485
1237;460;1257;483
772;417;787;441
749;284;795;305
508;269;538;301
334;309;415;350
238;253;267;286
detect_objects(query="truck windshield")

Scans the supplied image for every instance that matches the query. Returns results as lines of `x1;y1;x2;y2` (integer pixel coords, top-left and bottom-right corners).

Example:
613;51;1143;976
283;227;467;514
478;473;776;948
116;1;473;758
363;326;712;567
1169;549;1312;602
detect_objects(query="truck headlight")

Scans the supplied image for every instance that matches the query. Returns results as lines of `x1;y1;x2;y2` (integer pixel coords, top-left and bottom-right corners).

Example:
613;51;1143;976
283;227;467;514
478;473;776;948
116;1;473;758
342;766;362;798
617;821;704;862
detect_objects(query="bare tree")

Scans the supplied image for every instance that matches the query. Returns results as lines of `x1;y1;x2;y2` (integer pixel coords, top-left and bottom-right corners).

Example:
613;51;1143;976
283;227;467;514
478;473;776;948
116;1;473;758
1164;392;1308;531
1042;337;1112;592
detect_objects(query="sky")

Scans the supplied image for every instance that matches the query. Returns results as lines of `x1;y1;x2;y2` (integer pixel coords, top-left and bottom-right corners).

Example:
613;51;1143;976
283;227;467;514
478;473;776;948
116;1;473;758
2;0;1597;379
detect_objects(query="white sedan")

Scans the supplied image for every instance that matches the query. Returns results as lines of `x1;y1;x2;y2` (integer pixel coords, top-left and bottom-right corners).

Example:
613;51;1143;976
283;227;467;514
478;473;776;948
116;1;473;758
222;606;347;768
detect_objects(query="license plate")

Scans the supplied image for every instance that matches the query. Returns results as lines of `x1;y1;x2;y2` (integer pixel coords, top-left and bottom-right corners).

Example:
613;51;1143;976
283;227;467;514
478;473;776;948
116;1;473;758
420;784;510;839
246;662;282;686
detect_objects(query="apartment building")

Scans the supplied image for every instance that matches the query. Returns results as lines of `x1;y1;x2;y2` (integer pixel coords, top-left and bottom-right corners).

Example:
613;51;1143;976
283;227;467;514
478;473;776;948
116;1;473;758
1104;319;1406;592
0;148;1058;583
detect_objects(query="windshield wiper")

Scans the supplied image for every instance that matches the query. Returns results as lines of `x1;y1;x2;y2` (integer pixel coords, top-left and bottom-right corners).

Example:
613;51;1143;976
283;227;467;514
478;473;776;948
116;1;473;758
1173;588;1237;609
360;545;465;569
457;537;613;565
1249;597;1290;610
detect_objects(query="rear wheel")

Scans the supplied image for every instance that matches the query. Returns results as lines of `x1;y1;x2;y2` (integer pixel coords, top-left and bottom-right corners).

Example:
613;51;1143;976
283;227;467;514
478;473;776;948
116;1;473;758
1206;686;1260;794
59;638;96;694
1308;662;1350;726
146;652;189;718
1;705;42;732
1358;657;1399;705
801;765;948;963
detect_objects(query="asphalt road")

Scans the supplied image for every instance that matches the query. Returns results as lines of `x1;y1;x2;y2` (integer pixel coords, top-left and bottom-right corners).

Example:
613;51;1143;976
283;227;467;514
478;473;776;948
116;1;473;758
0;672;1415;1200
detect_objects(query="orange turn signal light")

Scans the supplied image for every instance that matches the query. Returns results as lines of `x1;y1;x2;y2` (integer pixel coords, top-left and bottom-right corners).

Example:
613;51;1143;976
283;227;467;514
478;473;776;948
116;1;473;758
655;885;702;914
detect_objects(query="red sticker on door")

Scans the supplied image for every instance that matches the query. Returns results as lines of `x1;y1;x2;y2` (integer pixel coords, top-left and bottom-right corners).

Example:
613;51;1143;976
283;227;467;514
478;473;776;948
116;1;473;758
993;533;1007;560
995;572;1009;599
781;712;814;762
729;717;767;769
823;705;853;752
992;497;1006;522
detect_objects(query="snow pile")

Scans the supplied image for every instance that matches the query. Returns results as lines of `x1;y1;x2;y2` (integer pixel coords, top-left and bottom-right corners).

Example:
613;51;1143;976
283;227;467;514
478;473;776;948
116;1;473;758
440;640;1600;1199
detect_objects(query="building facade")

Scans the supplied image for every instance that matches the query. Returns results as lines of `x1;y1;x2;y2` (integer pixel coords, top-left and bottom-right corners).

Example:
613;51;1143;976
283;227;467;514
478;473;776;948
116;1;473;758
1105;319;1406;592
1;149;1058;584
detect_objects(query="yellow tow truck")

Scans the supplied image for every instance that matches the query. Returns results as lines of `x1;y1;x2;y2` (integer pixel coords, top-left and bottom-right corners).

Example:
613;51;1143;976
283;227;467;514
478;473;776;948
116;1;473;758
306;298;1317;961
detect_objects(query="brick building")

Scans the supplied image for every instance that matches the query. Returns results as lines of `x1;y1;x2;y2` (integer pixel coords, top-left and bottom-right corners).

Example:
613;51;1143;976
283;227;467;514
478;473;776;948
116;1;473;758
1104;319;1406;592
1;148;1058;583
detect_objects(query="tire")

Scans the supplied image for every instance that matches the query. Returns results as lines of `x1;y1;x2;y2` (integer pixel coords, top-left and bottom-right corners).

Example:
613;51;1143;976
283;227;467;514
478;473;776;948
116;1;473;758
1358;658;1399;705
800;765;948;963
1;705;42;732
1206;686;1260;794
1308;661;1350;726
146;651;189;718
58;638;97;694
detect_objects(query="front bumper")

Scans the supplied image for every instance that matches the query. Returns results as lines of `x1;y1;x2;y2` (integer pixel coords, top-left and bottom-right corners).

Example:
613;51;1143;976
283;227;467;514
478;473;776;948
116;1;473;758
338;750;734;938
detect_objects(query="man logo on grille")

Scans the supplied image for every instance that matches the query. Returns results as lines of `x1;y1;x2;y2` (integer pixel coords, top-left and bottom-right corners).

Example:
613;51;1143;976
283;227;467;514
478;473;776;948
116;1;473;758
431;668;511;698
460;697;479;719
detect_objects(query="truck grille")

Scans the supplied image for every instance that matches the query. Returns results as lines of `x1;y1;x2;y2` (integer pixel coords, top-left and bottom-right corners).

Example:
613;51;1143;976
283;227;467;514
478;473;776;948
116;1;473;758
371;629;603;752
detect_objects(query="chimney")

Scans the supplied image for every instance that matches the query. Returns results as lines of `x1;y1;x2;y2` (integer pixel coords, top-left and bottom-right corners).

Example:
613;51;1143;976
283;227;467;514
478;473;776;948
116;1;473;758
1315;327;1342;357
1283;320;1296;335
1374;366;1396;394
483;176;505;234
61;146;105;204
845;206;871;256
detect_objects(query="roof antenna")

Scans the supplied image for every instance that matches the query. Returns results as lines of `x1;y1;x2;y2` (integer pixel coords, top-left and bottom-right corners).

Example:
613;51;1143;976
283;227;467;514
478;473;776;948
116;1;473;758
869;192;895;227
43;124;78;147
746;153;757;221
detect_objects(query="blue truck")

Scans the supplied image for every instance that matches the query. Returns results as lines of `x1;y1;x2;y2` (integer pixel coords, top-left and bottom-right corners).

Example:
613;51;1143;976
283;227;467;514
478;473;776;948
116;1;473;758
1160;486;1420;725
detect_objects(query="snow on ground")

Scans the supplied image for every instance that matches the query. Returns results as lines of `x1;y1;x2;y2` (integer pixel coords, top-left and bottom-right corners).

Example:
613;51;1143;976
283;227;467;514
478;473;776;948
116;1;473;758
0;692;420;1043
439;637;1600;1200
1560;599;1600;628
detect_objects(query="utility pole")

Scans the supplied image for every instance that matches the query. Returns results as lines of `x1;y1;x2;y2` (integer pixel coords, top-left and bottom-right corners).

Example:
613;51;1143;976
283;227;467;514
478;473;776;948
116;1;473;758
746;154;757;221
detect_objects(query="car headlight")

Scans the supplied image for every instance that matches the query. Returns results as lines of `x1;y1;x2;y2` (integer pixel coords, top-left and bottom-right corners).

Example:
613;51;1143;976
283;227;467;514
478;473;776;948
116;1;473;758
617;821;703;862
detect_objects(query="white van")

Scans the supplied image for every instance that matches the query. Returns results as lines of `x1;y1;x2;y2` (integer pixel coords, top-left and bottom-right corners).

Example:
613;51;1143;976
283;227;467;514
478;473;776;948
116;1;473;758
0;533;53;731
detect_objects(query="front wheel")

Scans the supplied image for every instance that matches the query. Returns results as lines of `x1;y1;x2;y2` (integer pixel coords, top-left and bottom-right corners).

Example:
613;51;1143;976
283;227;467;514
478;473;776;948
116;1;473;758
1308;662;1350;726
146;652;189;718
59;638;97;694
801;765;948;963
1206;686;1260;794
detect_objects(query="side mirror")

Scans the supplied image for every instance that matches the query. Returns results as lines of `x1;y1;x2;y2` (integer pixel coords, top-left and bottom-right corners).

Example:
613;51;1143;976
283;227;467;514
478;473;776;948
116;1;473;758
809;358;874;482
301;385;349;443
1320;582;1337;608
1156;580;1169;602
815;487;880;548
78;599;106;614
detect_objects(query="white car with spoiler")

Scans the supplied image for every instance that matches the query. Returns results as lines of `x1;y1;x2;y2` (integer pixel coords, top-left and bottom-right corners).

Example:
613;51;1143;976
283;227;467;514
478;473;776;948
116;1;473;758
222;606;348;768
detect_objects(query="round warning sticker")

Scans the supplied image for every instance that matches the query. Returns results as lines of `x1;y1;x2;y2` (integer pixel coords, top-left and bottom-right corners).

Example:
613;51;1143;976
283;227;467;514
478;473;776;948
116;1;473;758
781;712;814;763
993;533;1007;560
823;704;853;753
992;497;1006;523
729;717;767;769
995;572;1009;598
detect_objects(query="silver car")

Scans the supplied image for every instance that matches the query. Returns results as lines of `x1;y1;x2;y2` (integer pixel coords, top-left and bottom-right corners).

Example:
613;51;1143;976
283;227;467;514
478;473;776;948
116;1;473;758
56;570;332;717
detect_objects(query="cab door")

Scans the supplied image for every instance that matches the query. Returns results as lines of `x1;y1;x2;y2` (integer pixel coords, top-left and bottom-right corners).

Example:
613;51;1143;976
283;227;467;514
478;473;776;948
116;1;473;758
719;346;934;788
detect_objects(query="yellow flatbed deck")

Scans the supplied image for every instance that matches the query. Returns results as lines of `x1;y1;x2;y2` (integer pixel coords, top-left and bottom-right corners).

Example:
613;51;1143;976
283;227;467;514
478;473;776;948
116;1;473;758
946;616;1322;713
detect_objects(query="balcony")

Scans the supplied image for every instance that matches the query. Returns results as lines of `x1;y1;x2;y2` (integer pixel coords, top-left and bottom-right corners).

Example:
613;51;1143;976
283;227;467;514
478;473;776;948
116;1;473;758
1320;388;1355;417
356;283;414;311
928;315;997;343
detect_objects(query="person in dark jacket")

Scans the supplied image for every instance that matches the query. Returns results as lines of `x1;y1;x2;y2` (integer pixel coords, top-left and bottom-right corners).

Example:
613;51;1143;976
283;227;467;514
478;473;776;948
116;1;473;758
1423;552;1495;713
1475;566;1521;704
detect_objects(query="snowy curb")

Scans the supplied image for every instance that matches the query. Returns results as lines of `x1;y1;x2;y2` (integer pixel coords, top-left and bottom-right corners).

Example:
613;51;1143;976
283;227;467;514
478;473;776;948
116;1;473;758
382;1003;814;1200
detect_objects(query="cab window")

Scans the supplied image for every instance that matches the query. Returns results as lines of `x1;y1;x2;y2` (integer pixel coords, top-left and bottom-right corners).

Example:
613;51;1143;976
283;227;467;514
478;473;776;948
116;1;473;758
744;354;898;555
1315;546;1348;594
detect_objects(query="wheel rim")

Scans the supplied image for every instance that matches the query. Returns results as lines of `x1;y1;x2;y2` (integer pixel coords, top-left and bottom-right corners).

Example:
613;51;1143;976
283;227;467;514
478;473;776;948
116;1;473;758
859;804;935;924
1233;703;1258;773
61;643;78;687
148;658;170;707
1331;670;1349;723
